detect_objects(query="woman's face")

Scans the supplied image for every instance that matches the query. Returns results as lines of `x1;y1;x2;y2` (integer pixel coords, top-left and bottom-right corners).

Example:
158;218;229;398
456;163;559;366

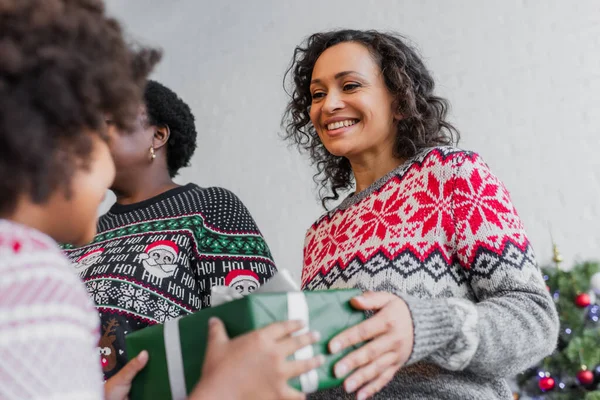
106;106;155;191
309;41;400;161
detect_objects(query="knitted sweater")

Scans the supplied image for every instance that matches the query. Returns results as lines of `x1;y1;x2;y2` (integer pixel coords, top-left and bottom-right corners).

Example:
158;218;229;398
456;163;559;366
0;220;103;399
302;147;559;400
63;184;277;379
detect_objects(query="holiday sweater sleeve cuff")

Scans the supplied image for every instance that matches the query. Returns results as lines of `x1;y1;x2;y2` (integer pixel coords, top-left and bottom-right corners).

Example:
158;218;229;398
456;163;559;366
401;295;479;370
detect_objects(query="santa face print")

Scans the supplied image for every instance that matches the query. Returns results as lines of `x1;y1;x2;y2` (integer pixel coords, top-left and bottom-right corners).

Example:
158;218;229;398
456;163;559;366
77;253;101;268
75;248;104;271
233;279;259;295
85;254;101;264
149;248;175;265
141;255;177;279
225;270;261;296
139;240;180;279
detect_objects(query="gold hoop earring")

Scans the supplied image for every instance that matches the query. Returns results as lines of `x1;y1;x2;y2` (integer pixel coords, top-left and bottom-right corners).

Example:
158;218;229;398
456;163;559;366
149;146;156;161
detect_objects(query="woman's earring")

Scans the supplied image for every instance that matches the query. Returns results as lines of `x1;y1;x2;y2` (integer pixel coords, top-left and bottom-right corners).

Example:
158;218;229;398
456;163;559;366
149;146;156;161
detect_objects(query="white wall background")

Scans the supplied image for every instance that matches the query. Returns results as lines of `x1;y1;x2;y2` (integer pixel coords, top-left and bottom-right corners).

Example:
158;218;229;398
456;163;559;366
102;0;600;282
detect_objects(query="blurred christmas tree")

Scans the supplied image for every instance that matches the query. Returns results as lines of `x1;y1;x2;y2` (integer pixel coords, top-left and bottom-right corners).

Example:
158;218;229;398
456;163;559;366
515;244;600;400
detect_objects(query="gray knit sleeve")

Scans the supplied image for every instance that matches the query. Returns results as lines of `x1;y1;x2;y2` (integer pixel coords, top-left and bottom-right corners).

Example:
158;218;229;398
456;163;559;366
401;153;559;377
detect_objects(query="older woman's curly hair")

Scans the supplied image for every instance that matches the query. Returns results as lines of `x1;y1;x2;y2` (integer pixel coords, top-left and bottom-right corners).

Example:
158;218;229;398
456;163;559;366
0;0;161;215
282;29;459;209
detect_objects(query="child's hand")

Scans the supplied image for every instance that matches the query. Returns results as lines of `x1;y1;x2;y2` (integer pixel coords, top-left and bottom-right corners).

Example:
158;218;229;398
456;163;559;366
190;318;325;400
104;350;149;400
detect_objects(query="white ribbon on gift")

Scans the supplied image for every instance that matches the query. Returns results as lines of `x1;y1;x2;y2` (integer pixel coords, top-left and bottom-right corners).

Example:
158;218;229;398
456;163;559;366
164;316;186;400
163;270;319;398
287;291;319;393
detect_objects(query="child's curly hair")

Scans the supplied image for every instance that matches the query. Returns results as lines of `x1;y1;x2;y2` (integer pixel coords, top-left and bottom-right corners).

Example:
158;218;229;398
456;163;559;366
0;0;161;214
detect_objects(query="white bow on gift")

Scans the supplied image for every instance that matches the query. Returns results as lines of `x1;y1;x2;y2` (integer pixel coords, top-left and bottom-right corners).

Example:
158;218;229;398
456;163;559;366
163;270;319;400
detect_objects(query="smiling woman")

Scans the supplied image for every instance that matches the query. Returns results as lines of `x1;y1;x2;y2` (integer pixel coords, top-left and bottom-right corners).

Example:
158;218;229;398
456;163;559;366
283;30;458;208
308;42;402;192
282;29;559;400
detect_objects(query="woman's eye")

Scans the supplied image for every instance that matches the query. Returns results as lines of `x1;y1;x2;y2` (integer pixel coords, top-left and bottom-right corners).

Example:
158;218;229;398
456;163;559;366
343;83;360;91
311;92;325;100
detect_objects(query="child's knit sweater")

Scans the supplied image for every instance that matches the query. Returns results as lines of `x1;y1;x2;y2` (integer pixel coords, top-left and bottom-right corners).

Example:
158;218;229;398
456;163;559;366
64;184;276;379
0;220;103;399
302;147;558;400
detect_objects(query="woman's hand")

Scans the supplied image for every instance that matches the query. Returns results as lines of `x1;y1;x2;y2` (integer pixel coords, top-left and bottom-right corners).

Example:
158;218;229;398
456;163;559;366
328;292;414;400
104;351;149;400
190;318;325;400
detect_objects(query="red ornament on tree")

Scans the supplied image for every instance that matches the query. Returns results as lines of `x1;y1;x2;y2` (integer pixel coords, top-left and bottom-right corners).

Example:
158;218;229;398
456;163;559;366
575;293;592;308
539;376;555;391
577;368;594;385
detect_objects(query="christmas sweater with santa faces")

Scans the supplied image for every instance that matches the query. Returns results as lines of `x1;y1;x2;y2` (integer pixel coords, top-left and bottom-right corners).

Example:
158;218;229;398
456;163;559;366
63;184;276;379
303;147;559;400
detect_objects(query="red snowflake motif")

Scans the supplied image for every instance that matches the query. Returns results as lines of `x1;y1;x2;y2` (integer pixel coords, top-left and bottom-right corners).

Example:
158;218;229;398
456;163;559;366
315;215;355;263
303;234;319;270
355;186;404;244
407;172;454;241
453;168;510;236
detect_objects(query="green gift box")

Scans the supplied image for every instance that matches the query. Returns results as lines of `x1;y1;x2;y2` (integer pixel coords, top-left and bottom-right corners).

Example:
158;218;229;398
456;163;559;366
126;289;365;400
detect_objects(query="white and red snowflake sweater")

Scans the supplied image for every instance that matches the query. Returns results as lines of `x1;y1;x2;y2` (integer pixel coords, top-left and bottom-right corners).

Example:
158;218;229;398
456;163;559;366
0;220;103;400
302;147;559;400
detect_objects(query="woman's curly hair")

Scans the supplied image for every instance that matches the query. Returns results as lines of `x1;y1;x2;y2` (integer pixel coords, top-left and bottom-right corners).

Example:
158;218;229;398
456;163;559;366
282;29;459;209
0;0;161;215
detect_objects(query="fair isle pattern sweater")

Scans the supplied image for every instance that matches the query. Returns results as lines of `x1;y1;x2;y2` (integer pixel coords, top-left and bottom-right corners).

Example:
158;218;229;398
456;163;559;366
0;220;103;399
63;184;277;379
303;147;558;400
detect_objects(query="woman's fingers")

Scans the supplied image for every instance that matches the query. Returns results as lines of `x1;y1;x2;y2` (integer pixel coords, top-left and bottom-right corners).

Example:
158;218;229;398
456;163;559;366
329;312;390;354
342;351;399;393
333;333;402;379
